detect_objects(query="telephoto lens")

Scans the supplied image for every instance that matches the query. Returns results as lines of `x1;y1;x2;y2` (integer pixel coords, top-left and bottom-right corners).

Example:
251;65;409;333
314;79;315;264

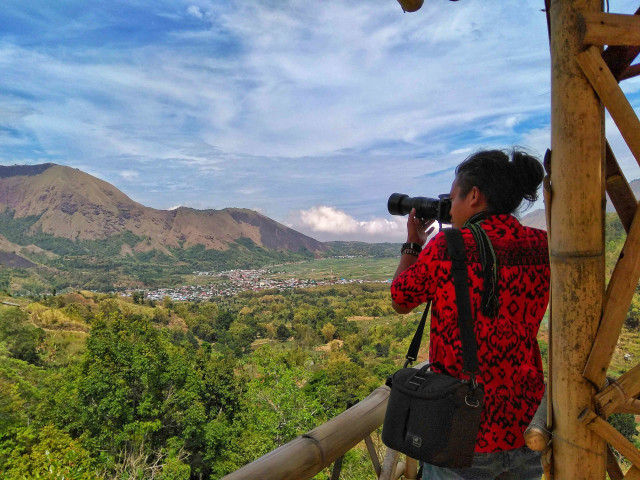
387;193;452;224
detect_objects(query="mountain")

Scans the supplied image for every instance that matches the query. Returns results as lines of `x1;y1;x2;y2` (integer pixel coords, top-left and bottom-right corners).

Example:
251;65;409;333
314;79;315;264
520;208;547;230
520;179;640;230
0;164;327;277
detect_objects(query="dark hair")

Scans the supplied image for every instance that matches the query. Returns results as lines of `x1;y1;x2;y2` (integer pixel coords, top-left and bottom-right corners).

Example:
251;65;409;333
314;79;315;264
455;148;544;215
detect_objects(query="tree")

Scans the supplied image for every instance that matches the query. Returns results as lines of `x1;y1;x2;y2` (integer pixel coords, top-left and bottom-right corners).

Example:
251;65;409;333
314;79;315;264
321;322;336;343
609;413;638;444
625;295;640;330
276;324;290;341
76;312;210;476
231;346;325;462
3;425;100;480
216;310;235;332
163;296;174;310
0;308;44;364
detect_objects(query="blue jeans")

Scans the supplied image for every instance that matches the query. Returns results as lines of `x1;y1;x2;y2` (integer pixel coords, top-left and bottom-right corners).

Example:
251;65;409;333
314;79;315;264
421;446;543;480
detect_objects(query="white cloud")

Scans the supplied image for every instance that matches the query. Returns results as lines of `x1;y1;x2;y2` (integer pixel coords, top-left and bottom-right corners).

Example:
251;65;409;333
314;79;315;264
520;127;550;159
450;147;473;155
296;206;405;242
119;170;139;181
300;206;359;234
187;5;204;19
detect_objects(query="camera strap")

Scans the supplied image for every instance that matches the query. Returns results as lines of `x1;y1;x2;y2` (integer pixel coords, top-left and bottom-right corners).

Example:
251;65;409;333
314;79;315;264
404;228;479;379
466;220;499;318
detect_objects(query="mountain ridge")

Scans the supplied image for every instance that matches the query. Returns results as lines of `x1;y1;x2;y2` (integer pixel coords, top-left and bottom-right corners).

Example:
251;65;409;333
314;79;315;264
520;179;640;230
0;163;326;255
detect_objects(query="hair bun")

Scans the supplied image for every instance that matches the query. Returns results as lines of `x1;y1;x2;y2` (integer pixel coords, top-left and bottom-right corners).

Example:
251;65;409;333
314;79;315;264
510;149;545;203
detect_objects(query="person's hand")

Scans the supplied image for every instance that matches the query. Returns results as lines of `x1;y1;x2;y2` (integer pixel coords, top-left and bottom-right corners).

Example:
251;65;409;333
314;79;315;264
407;208;435;245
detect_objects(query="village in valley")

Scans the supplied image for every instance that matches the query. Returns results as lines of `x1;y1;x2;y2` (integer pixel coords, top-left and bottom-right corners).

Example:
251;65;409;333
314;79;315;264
131;267;385;302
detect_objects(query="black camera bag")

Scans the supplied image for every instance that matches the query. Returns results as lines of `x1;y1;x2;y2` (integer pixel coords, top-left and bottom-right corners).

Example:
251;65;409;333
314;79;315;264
382;228;484;468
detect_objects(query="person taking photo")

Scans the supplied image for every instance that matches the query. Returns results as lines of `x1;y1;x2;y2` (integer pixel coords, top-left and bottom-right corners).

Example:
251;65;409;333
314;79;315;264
391;148;550;480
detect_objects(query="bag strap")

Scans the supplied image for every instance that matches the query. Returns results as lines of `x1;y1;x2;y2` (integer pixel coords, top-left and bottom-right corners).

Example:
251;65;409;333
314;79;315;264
403;228;480;374
443;227;479;376
404;301;431;367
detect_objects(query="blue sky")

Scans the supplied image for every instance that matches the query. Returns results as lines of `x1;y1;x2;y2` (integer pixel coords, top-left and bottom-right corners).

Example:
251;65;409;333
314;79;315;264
1;1;639;242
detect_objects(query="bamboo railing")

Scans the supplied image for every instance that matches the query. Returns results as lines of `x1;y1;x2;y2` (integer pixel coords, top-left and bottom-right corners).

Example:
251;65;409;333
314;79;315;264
221;363;427;480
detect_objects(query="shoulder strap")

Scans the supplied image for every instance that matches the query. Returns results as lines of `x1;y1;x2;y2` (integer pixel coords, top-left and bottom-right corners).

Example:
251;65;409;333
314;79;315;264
443;228;479;375
404;301;431;367
403;229;480;374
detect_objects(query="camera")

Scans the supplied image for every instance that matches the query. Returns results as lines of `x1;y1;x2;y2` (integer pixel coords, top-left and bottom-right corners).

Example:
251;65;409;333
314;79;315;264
387;193;452;225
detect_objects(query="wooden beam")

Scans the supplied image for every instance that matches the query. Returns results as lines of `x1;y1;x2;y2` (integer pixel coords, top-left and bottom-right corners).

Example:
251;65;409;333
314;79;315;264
580;408;640;467
541;447;552;480
577;46;640;166
581;13;640;46
524;425;551;452
380;448;400;480
594;364;640;417
404;457;418;480
625;466;640;480
549;0;607;477
601;6;640;81
524;391;551;451
393;460;405;480
616;362;640;397
620;64;640;81
615;398;640;415
606;141;637;233
608;443;625;480
364;435;381;478
583;204;640;388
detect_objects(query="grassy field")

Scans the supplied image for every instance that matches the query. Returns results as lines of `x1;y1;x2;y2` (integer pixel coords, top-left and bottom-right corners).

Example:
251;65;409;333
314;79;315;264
269;257;398;282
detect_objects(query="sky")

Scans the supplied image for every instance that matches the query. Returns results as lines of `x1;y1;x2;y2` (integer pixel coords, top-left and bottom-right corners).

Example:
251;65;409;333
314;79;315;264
1;1;639;242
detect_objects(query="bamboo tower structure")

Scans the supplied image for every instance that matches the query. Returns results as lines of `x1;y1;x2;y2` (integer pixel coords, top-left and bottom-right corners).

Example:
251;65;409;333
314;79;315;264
222;1;640;479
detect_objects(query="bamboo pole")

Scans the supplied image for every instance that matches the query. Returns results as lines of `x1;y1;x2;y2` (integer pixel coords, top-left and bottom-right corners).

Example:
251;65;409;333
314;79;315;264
605;141;637;233
625;466;640;480
549;0;607;478
220;386;390;480
580;13;640;46
601;7;640;81
576;46;640;164
593;363;640;417
614;398;640;415
580;409;640;468
364;434;382;477
620;64;640;81
583;207;640;388
607;444;625;480
404;457;418;480
524;391;552;451
380;448;400;480
393;460;406;480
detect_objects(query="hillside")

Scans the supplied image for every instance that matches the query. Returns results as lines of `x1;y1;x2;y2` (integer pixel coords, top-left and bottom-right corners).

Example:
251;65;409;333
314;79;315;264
0;164;338;291
520;179;640;230
0;163;326;253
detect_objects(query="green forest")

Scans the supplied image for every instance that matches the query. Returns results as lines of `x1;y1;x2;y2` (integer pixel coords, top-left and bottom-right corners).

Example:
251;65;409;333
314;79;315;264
0;283;429;479
0;213;639;479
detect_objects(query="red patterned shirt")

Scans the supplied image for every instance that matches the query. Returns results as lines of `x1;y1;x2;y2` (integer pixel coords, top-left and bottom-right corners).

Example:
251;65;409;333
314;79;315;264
391;214;549;453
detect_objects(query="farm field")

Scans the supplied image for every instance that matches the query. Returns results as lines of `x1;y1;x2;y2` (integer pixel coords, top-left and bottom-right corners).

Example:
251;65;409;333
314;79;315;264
270;256;398;282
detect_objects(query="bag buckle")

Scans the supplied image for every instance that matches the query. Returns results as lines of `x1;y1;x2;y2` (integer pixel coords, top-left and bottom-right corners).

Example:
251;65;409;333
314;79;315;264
463;371;481;407
465;392;481;408
407;372;427;391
